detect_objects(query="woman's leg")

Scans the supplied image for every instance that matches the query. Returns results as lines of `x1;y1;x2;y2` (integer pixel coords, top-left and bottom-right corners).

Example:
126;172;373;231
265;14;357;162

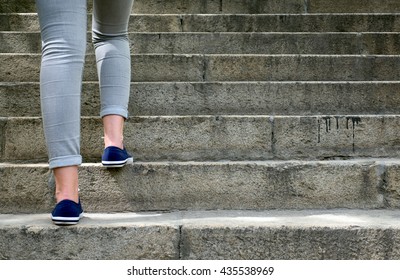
36;0;87;204
92;0;134;151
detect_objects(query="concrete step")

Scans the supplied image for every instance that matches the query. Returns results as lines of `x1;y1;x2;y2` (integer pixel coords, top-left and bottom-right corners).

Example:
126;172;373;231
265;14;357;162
0;115;271;162
2;14;400;33
3;31;400;55
136;0;400;14
1;158;396;213
1;209;400;259
2;54;400;82
3;81;400;117
308;0;400;13
2;0;400;14
2;115;400;162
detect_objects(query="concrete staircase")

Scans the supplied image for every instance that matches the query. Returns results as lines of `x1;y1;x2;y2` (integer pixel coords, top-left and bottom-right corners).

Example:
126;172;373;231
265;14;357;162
1;0;400;259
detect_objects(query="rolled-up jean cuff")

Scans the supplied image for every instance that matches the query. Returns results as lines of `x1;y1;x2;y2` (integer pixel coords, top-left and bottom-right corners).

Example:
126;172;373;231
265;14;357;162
48;155;82;170
100;107;128;119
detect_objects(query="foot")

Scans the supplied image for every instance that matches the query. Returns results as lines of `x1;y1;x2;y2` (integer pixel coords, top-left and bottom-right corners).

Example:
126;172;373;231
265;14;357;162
101;146;133;168
51;199;83;226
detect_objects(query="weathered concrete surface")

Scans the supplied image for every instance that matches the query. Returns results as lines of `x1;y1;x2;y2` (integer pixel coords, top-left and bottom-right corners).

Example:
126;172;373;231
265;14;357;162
180;210;400;260
3;14;400;33
273;115;400;159
381;161;400;208
0;212;180;260
308;0;400;13
141;0;400;14
3;0;400;262
2;0;400;14
4;32;400;55
134;0;306;14
0;0;302;14
3;82;400;117
177;14;400;33
0;159;390;213
0;118;5;158
204;55;400;82
130;32;400;55
4;115;400;162
0;0;35;13
2;117;48;162
2;116;272;162
0;163;53;213
2;210;400;260
3;54;400;82
56;81;400;117
0;82;95;117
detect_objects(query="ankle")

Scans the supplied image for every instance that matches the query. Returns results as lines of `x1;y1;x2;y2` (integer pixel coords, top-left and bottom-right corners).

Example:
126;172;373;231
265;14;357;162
104;139;123;149
55;191;79;204
103;114;125;149
53;166;79;203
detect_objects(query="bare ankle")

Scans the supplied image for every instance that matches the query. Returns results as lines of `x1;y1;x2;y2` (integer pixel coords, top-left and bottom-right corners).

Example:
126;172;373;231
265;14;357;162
103;114;125;149
53;166;79;203
55;191;79;204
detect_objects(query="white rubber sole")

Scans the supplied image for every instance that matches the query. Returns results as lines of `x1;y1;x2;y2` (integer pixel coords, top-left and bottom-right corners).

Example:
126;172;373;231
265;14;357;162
102;157;133;168
51;213;84;225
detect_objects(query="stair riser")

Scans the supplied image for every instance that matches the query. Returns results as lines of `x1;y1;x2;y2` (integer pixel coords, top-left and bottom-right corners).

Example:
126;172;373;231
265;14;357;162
2;0;400;14
0;116;271;162
3;14;400;32
309;0;400;13
0;224;180;259
2;54;400;82
0;160;392;213
183;227;400;260
3;32;400;55
1;224;399;260
3;116;400;162
3;82;400;117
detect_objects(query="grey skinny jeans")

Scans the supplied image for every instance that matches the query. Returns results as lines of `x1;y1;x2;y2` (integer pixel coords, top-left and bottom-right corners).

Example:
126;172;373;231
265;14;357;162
35;0;134;169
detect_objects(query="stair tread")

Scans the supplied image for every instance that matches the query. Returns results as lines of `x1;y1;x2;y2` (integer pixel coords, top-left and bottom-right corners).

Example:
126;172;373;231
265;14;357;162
3;209;400;259
1;159;399;213
3;209;400;228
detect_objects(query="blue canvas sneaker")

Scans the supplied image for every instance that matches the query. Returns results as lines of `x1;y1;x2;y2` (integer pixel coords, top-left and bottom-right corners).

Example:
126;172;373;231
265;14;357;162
51;199;83;225
102;146;133;168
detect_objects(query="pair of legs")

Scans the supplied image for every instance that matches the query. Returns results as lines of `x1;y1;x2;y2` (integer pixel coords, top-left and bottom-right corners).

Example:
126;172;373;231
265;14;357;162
36;0;134;204
53;117;125;204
